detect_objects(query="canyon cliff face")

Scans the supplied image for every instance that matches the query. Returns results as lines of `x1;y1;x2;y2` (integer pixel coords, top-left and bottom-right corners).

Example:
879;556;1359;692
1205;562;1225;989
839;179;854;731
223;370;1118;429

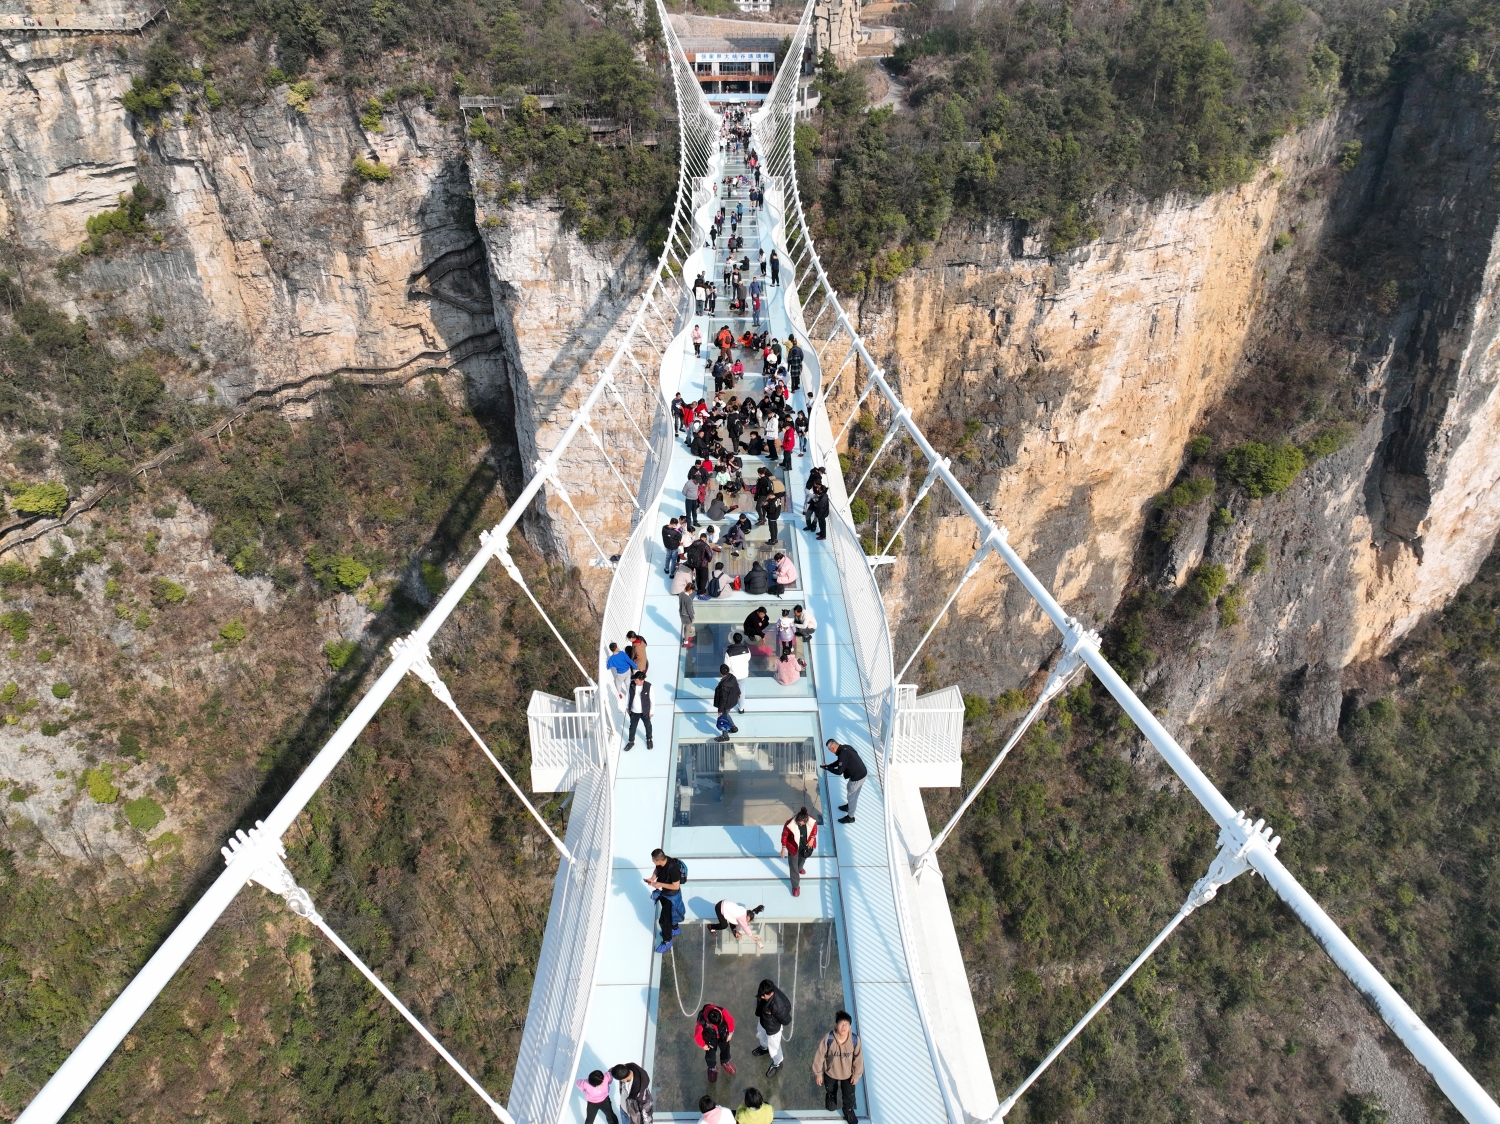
0;34;503;411
839;76;1500;733
469;181;663;599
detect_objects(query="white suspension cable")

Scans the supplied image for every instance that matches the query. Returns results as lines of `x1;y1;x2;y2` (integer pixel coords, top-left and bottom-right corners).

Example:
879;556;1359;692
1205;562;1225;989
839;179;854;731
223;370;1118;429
221;824;517;1124
912;634;1095;882
393;636;575;865
851;406;911;501
668;924;708;1018
990;818;1277;1121
607;374;653;449
833;382;875;448
580;413;641;511
872;456;948;565
541;461;613;567
896;530;1002;683
492;545;597;688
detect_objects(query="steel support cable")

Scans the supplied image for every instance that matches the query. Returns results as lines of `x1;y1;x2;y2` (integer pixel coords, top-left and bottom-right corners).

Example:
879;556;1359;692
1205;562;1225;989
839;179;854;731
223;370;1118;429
819;339;858;406
492;545;597;689
393;636;576;864
221;827;518;1123
580;414;641;512
607;377;653;448
833;382;876;448
896;531;998;685
875;457;947;563
990;823;1274;1121
539;460;613;567
755;40;1500;1121
912;640;1093;881
851;406;912;502
668;924;708;1018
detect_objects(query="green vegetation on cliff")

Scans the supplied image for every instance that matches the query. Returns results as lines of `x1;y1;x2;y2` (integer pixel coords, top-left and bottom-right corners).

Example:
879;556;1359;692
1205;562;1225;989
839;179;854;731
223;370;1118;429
806;0;1500;285
130;0;676;241
941;547;1500;1121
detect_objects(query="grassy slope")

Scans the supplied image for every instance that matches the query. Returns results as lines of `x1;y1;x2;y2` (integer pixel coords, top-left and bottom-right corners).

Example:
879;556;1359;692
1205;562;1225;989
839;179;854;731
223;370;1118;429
937;551;1500;1122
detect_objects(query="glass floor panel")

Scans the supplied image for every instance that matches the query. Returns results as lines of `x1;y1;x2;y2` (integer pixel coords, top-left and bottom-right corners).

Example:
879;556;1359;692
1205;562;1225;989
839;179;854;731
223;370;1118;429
673;736;822;827
680;603;812;693
654;920;852;1115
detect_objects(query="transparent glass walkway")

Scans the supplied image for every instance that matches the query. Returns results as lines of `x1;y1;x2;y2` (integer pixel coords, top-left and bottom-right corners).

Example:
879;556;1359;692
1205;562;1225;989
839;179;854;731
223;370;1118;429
570;142;950;1120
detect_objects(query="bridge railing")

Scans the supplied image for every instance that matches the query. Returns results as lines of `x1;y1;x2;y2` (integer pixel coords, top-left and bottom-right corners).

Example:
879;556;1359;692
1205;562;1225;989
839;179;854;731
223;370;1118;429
15;6;720;1124
751;3;1500;1123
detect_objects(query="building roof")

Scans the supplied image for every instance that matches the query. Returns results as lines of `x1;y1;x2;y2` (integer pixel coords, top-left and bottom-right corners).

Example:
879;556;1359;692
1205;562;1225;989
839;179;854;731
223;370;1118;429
668;12;799;52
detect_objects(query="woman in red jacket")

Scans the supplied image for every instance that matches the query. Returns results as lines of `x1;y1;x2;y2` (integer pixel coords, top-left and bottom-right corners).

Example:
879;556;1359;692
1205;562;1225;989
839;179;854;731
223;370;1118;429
781;807;817;897
695;1003;737;1082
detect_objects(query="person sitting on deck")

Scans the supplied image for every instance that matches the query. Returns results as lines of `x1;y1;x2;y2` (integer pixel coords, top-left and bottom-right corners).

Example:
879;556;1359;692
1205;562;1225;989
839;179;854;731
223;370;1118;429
743;605;770;640
744;560;771;596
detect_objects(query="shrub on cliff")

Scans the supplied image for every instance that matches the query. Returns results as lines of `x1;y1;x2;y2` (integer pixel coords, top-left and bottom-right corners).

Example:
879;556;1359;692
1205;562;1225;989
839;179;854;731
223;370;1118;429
9;482;67;518
352;156;393;183
81;184;164;255
1222;441;1305;497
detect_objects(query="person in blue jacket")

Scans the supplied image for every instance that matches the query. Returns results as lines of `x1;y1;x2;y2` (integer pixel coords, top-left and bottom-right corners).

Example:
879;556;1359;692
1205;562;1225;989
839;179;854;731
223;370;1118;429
606;642;638;700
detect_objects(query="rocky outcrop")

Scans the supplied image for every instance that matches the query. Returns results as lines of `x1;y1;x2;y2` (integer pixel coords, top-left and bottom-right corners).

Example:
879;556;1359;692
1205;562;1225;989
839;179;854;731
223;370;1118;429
0;34;503;411
839;77;1500;721
470;174;664;600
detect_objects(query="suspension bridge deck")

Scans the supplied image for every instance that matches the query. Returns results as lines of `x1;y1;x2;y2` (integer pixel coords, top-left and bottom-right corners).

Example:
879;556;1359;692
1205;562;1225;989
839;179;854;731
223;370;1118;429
569;148;966;1120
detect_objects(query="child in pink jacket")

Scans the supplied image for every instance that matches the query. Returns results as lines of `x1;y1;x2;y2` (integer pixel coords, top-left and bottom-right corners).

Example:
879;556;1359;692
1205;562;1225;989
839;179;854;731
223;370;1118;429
575;1069;618;1124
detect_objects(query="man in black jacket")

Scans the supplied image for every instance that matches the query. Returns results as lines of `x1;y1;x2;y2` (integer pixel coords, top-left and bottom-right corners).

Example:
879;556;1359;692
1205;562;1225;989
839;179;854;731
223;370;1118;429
662;517;684;576
625;672;653;750
686;533;715;593
822;740;868;823
713;665;741;742
752;978;792;1076
743;606;770;641
763;491;782;546
809;485;831;540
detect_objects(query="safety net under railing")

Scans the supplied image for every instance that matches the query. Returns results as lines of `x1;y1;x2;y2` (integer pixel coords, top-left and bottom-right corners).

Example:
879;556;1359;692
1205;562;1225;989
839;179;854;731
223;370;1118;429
749;4;1500;1123
15;9;719;1124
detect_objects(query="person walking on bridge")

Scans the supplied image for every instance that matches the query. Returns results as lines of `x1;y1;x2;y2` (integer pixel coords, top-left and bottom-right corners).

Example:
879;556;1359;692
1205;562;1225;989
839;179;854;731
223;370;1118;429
813;1012;862;1124
714;664;741;741
822;740;867;824
626;671;653;750
695;1004;737;1082
679;582;698;648
769;250;780;286
646;848;685;953
606;642;637;700
782;806;816;897
752;979;792;1076
609;1063;654;1124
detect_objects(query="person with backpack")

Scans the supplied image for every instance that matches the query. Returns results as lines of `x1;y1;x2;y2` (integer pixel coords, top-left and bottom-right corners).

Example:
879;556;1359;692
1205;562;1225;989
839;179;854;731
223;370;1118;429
609;1062;654;1124
662;517;684;576
822;740;868;824
752;979;792;1076
707;899;764;948
625;671;653;750
646;848;685;952
781;807;817;897
714;664;741;742
686;532;715;593
575;1069;618;1124
813;1012;863;1124
695;1003;737;1082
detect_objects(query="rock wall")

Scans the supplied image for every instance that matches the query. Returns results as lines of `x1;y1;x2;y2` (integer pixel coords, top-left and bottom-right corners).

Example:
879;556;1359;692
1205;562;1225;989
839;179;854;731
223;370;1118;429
0;34;502;411
470;167;665;603
834;78;1500;721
